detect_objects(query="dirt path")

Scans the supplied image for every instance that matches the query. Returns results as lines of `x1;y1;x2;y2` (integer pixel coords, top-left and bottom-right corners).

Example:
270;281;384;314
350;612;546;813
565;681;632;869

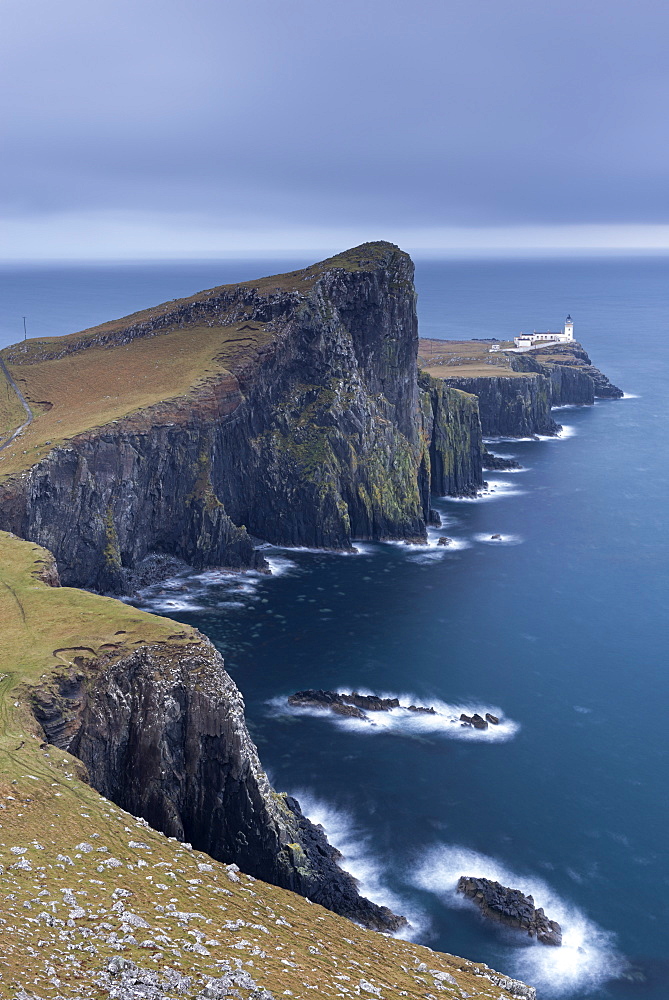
0;357;33;451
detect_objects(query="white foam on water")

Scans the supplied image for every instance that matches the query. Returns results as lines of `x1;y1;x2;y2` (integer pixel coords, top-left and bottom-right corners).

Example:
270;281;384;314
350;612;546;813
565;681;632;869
412;844;625;998
382;535;471;559
141;597;206;613
484;435;539;443
260;543;374;557
269;692;519;743
263;555;298;577
538;424;576;441
473;532;523;546
446;479;526;503
622;392;639;399
293;789;426;939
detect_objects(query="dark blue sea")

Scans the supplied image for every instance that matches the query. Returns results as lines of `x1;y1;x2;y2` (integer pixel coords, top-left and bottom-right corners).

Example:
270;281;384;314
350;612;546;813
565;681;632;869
1;256;667;999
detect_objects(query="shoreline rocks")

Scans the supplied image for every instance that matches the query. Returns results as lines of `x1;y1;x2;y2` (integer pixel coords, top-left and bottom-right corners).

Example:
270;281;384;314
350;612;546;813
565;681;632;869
288;689;437;718
457;876;562;946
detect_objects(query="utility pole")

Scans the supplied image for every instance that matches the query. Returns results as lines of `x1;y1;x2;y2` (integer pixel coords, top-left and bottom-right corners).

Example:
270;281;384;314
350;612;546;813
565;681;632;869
23;317;27;341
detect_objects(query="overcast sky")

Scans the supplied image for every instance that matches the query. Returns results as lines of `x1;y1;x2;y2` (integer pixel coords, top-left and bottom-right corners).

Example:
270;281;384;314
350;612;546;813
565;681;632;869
3;0;669;257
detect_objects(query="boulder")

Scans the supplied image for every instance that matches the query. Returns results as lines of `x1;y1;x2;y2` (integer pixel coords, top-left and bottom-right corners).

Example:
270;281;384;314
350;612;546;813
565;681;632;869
485;713;500;725
457;876;562;946
437;536;453;546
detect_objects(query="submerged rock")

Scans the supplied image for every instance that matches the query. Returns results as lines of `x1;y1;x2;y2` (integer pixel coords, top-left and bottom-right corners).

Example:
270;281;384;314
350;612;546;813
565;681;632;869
457;876;562;946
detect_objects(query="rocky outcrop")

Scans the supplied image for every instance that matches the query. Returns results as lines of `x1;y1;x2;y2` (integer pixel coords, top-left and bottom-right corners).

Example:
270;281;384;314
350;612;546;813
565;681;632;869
288;688;437;719
526;342;623;400
30;636;405;932
482;449;522;471
0;243;482;592
438;342;622;437
419;373;484;496
437;372;558;438
457;876;562;946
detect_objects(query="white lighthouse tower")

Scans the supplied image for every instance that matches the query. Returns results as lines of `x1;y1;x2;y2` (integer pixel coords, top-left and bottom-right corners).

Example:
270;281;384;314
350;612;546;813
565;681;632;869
563;315;574;341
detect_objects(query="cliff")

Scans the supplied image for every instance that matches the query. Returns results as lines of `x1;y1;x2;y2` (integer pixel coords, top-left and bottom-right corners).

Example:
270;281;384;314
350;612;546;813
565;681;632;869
419;338;622;437
0;528;533;999
0;243;482;593
31;635;401;932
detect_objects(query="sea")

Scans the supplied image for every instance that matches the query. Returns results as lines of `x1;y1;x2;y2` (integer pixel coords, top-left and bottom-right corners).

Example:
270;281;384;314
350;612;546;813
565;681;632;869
1;254;667;999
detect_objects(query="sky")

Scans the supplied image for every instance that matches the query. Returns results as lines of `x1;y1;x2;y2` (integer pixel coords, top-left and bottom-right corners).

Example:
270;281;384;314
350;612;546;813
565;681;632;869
2;0;669;258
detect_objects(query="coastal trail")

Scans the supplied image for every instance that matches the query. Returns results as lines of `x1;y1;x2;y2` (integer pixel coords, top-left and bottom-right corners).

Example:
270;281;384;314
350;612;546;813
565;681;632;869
0;357;33;451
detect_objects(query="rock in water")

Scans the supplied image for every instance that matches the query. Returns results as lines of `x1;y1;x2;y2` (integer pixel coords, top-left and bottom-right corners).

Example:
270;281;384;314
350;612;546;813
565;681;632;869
288;689;436;716
485;712;500;725
457;876;562;946
437;536;452;546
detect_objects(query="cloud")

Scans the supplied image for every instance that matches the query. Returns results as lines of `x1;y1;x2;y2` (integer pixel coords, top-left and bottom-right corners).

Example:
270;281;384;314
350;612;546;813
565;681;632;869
2;0;669;255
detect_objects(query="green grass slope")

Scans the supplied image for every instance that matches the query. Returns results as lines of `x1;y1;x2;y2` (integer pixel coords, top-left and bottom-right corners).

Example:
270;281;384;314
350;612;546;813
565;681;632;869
0;530;531;999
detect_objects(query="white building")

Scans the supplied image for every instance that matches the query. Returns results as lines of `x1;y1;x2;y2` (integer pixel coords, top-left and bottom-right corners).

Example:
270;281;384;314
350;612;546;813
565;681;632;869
514;315;574;349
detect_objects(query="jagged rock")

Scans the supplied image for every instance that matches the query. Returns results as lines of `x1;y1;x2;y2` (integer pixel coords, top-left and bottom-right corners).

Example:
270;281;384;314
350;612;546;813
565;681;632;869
470;714;488;729
481;450;522;471
457;876;562;946
490;533;502;540
288;689;436;718
437;536;452;546
485;713;500;725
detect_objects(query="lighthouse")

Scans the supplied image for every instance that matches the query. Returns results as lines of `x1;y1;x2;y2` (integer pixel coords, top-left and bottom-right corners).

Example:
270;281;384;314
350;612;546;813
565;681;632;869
564;315;574;341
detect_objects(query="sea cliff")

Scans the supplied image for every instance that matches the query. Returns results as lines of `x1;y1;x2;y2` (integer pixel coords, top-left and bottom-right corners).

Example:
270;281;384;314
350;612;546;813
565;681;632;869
0;532;531;999
0;243;482;593
420;339;622;437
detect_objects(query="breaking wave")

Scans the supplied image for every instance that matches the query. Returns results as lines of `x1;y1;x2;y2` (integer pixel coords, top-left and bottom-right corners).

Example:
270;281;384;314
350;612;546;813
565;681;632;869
445;479;526;503
413;844;625;998
130;557;298;614
268;691;519;742
294;789;425;939
473;532;523;546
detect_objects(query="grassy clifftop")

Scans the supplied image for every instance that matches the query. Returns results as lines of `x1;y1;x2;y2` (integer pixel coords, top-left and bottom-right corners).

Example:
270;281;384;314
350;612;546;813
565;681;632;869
0;530;530;1000
418;339;532;379
0;243;409;484
0;321;272;480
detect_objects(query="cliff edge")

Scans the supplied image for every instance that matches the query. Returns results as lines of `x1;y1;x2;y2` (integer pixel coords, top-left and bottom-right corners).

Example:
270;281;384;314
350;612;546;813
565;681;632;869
0;529;534;999
0;243;482;593
419;338;623;437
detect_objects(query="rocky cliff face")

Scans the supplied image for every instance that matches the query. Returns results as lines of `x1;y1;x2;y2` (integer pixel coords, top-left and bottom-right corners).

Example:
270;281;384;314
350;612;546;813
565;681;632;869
419;373;484;495
30;633;403;932
438;342;622;437
0;243;482;592
437;372;558;438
